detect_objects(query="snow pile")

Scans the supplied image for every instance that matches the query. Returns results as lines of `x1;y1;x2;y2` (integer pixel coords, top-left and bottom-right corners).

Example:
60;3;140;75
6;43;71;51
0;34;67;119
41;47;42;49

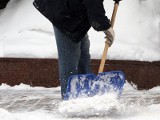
0;0;159;61
59;93;121;117
149;86;160;92
58;81;135;117
0;83;60;90
0;0;56;58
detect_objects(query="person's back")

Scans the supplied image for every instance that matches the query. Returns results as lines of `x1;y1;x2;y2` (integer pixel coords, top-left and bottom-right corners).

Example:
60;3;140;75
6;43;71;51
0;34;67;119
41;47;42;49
34;0;111;41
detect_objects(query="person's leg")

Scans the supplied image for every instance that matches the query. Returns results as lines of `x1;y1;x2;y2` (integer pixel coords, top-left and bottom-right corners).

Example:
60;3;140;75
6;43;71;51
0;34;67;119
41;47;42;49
78;34;92;74
53;26;81;99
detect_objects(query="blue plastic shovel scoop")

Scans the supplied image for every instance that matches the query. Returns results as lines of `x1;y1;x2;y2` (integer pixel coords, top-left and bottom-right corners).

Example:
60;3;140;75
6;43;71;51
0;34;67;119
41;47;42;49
64;1;125;100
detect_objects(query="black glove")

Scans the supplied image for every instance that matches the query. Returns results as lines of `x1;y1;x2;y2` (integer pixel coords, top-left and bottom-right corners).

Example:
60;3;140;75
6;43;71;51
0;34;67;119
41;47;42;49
113;0;122;4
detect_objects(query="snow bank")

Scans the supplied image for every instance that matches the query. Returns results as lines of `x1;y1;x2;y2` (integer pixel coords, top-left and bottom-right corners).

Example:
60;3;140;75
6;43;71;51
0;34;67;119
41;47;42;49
149;86;160;92
0;0;159;61
0;83;60;91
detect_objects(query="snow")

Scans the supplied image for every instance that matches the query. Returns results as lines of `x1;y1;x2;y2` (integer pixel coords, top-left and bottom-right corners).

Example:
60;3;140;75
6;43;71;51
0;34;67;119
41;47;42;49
0;0;160;119
0;83;60;90
0;83;160;120
0;0;159;61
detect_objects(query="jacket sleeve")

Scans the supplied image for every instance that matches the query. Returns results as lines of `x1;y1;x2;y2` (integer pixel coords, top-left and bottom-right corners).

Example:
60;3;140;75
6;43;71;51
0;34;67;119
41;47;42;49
83;0;111;31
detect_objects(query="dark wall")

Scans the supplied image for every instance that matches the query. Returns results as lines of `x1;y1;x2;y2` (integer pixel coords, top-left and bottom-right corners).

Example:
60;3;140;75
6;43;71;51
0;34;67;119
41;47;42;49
0;58;160;90
0;0;10;10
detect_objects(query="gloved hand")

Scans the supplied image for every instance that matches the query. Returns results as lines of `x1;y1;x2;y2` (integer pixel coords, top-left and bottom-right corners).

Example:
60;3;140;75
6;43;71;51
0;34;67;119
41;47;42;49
104;27;115;47
113;0;122;3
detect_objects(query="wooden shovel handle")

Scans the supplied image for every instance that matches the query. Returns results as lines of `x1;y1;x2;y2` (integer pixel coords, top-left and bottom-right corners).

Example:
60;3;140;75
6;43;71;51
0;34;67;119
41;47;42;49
98;2;119;73
111;3;119;28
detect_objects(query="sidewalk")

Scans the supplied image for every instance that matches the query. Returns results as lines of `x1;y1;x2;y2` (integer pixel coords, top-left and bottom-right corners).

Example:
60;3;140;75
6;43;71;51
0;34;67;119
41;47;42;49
0;85;160;120
0;88;61;112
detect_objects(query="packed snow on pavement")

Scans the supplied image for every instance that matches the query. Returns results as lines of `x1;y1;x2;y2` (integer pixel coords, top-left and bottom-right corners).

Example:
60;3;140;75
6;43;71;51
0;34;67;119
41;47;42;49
0;83;160;120
0;0;160;119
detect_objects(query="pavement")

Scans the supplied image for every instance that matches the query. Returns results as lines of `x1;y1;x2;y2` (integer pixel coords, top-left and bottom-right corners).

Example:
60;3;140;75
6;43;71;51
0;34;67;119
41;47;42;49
0;89;61;112
0;87;160;117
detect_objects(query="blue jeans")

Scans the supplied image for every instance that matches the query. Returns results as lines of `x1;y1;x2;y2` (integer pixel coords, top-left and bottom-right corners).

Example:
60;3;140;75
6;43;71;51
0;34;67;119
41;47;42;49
53;26;92;99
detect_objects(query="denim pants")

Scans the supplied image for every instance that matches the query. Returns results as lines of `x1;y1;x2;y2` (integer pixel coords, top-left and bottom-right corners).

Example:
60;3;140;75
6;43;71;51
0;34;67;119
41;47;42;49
53;26;92;99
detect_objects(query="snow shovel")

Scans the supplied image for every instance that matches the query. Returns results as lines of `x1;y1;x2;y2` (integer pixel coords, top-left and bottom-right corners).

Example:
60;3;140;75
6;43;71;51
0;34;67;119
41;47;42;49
64;1;125;100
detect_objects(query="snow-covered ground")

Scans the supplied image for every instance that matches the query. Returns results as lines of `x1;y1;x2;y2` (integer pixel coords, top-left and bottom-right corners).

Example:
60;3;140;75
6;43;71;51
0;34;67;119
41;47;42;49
0;0;160;119
0;0;160;61
0;83;160;120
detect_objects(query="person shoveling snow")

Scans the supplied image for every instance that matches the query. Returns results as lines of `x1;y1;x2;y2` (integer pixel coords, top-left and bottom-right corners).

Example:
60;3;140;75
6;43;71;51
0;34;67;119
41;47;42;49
33;0;125;100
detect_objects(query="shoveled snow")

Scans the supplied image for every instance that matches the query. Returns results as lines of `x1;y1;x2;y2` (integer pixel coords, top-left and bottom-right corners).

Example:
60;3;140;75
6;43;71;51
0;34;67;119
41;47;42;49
0;0;160;61
0;0;160;120
0;83;160;120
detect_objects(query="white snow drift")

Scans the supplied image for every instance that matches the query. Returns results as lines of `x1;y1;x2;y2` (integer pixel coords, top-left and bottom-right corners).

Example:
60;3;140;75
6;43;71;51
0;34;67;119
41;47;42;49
0;0;159;61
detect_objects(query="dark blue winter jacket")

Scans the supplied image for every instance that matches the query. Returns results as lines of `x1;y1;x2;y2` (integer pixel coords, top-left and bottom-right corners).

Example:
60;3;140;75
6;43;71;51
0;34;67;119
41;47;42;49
33;0;111;42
